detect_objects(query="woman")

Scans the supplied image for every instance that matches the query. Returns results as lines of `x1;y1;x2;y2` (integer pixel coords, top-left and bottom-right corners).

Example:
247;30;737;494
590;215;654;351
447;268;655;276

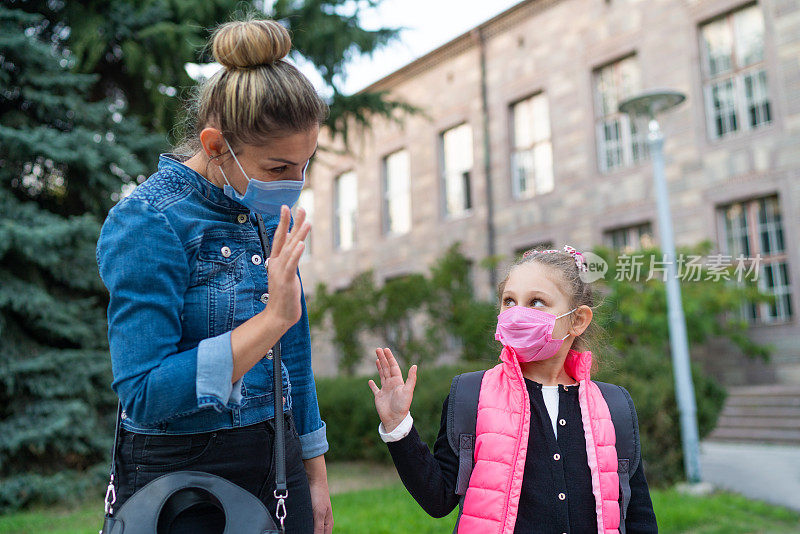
96;16;333;534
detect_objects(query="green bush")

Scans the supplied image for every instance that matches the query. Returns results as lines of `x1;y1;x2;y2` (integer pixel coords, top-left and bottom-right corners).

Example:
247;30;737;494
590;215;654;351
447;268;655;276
316;363;484;463
592;243;771;360
595;347;727;486
317;349;726;487
309;243;498;374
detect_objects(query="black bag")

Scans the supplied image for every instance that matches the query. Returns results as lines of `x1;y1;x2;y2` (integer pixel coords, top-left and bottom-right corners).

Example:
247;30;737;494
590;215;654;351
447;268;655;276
446;371;641;534
100;214;288;534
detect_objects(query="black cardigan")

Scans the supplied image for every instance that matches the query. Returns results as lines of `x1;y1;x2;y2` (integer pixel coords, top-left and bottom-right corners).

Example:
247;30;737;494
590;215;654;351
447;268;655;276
386;379;658;533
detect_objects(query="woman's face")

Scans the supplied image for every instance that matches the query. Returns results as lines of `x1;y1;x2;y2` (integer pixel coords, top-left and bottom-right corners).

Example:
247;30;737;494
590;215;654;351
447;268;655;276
201;125;319;193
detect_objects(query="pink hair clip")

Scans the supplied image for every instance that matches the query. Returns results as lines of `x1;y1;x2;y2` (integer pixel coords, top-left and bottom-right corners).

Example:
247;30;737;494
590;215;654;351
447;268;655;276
523;245;588;272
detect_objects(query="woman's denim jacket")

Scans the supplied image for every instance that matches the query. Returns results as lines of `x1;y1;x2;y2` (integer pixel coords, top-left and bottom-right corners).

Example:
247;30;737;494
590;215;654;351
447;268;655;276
96;154;327;459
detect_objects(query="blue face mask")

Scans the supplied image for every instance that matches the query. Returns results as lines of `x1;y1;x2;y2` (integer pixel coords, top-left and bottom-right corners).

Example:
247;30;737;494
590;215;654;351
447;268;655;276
219;138;307;216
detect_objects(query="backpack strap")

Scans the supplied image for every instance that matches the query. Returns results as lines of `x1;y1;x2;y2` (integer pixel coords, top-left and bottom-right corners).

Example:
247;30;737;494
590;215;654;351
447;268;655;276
446;370;486;496
595;381;641;533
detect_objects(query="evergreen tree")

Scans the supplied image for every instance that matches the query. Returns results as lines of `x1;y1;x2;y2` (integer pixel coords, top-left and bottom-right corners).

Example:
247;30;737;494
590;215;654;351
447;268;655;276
0;6;160;511
22;0;411;143
273;0;416;145
0;0;414;512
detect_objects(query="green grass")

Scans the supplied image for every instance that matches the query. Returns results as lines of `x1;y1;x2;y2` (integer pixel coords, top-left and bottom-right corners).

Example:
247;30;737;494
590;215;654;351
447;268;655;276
332;485;457;533
0;484;797;534
651;488;800;534
0;504;99;534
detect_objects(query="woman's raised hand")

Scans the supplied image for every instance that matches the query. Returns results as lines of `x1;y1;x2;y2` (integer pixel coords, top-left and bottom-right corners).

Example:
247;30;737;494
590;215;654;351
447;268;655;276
264;205;310;329
368;348;417;433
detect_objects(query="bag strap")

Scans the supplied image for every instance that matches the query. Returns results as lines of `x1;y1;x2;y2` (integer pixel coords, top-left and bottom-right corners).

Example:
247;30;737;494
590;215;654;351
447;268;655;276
104;401;122;516
446;370;485;496
255;213;288;532
595;381;641;532
102;212;288;533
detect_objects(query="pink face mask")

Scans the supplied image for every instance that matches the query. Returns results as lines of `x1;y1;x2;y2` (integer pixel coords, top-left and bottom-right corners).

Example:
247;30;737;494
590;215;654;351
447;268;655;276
495;305;577;362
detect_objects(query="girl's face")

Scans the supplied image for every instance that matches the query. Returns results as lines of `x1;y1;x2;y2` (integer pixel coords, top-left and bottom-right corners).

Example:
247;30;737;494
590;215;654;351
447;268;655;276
500;262;591;341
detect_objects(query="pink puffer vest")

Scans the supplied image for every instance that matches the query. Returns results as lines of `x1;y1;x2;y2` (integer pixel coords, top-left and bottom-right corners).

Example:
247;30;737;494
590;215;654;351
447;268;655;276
458;348;620;533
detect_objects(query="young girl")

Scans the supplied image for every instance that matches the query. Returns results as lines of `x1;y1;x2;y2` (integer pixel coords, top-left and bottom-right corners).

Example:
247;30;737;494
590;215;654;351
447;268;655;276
368;246;657;533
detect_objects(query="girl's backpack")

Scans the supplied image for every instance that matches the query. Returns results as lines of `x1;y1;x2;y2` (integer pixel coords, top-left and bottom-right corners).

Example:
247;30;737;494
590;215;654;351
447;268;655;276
447;371;641;534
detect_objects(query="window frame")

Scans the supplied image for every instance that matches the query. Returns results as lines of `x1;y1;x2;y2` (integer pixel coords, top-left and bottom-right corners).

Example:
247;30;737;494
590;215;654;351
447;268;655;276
591;54;649;174
698;3;771;141
333;170;357;251
439;123;474;219
603;222;654;253
716;195;792;324
509;92;555;199
381;149;412;236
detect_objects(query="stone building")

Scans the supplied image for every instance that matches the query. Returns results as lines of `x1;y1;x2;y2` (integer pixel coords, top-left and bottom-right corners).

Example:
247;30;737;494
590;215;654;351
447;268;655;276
299;0;800;383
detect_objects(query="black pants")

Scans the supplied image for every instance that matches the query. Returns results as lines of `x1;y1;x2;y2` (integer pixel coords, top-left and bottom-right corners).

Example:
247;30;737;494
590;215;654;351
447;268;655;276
114;412;313;534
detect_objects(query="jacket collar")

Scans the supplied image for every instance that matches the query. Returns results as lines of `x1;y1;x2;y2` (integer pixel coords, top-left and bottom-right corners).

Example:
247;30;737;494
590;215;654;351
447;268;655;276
500;346;594;383
563;349;593;382
158;153;249;215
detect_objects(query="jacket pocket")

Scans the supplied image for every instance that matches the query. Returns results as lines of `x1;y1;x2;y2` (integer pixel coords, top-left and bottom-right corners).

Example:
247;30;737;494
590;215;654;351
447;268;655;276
195;238;245;291
241;359;291;407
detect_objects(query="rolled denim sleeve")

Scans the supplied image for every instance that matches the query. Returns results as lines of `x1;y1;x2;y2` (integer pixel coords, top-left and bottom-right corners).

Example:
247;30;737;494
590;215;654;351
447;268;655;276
281;286;328;459
196;331;243;411
97;198;241;424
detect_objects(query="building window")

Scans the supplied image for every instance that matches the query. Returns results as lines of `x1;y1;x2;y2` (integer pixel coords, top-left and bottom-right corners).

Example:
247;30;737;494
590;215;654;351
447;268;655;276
510;93;554;198
296;188;314;259
604;222;654;252
718;196;792;323
382;149;411;235
593;55;648;173
700;4;770;139
441;123;473;217
333;171;357;250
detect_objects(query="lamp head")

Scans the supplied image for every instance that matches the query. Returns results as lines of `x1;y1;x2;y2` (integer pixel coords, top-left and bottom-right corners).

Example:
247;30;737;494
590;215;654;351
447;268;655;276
618;89;686;121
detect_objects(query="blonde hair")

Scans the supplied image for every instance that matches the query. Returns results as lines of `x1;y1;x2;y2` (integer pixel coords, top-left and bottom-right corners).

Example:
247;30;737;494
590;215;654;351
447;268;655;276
176;15;328;153
498;249;601;353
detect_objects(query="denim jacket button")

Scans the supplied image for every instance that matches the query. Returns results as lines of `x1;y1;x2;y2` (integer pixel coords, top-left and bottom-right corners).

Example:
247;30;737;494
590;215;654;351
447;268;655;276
121;411;127;420
221;246;232;258
251;254;262;265
260;293;269;304
237;213;248;224
267;349;274;360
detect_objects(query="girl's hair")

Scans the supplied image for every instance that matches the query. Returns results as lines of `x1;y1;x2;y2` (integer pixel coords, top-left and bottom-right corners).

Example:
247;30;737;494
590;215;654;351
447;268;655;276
175;15;328;153
497;248;601;353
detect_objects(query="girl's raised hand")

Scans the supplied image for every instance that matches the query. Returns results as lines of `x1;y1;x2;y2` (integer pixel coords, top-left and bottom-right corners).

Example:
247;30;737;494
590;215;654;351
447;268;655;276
368;348;417;433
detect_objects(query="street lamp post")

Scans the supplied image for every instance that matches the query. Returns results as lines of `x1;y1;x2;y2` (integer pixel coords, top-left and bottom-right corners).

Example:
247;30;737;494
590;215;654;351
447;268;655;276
619;90;702;483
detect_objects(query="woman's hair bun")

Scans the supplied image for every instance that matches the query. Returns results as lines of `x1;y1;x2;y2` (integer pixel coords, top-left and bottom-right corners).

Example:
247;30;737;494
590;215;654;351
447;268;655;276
212;18;291;70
